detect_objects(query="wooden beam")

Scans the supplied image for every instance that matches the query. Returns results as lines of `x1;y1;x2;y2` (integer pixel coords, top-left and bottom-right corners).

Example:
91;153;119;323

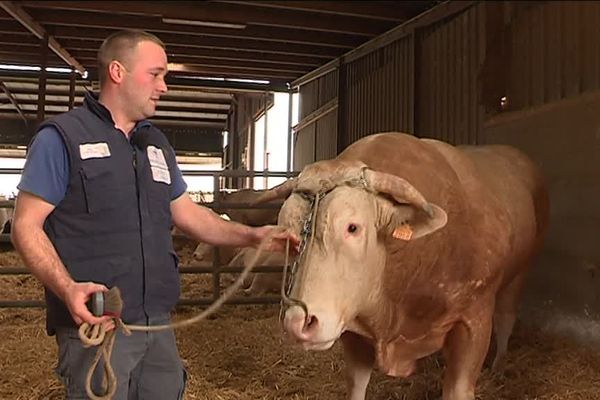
50;26;342;58
0;18;31;33
36;110;227;126
0;97;230;115
0;98;82;107
68;69;75;110
162;75;290;93
0;1;86;74
59;41;323;67
6;86;234;105
20;1;393;36
0;80;27;122
0;52;66;67
0;43;51;55
0;33;43;45
37;33;48;122
163;65;299;80
29;8;363;48
215;1;421;21
68;50;314;74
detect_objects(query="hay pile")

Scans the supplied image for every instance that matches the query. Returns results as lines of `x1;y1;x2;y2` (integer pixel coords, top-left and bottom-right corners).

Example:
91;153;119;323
1;248;600;399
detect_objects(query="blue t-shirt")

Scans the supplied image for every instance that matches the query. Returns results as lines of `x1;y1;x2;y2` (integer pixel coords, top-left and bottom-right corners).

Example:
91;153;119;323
18;125;187;206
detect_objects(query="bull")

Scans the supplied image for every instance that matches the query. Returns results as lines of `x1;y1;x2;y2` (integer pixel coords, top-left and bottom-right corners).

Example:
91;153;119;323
257;132;549;400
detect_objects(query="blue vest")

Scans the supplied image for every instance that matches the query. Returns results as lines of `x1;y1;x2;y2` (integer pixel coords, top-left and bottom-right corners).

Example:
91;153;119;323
40;93;180;334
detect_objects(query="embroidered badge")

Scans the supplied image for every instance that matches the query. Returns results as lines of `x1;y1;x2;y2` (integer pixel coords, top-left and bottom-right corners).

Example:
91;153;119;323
79;142;111;160
147;145;171;184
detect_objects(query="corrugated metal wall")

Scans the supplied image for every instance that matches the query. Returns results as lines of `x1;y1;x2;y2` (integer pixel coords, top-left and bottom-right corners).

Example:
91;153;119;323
342;36;414;148
416;4;485;144
298;70;339;119
299;78;319;120
294;123;315;170
232;93;272;171
315;111;337;161
294;2;483;164
293;1;600;165
504;1;600;111
295;69;339;169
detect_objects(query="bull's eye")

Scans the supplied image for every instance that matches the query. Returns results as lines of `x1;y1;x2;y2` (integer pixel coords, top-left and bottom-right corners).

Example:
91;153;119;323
347;224;358;234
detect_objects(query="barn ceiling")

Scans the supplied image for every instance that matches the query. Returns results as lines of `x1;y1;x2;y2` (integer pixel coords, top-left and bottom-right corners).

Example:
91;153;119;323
0;1;438;130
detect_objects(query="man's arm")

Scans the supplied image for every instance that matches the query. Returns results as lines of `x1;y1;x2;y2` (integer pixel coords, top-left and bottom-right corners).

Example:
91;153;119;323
12;193;110;327
170;193;298;252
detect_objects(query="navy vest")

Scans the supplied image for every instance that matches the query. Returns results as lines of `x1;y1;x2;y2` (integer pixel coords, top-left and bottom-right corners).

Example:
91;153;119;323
40;93;180;334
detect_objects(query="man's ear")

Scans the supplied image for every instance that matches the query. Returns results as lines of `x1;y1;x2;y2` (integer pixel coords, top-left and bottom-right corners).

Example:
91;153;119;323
107;61;126;84
391;203;448;241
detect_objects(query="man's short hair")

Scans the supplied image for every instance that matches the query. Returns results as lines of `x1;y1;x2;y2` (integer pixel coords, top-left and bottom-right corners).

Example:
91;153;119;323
97;29;165;87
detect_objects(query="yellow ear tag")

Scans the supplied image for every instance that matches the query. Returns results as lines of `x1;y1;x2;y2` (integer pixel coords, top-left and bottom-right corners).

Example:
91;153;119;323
392;224;413;241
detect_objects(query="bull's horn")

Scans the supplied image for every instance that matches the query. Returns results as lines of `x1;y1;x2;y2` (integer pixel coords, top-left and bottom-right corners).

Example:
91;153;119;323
252;178;297;204
364;169;434;217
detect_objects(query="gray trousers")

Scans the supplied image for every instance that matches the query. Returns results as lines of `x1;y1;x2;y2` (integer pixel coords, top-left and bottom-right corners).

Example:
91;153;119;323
54;315;187;400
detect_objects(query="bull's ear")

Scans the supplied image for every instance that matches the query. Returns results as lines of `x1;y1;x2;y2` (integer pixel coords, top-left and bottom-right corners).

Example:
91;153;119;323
392;203;447;241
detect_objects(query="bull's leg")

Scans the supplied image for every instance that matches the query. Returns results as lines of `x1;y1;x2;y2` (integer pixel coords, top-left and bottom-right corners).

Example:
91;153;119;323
341;332;374;400
492;270;528;370
441;313;493;400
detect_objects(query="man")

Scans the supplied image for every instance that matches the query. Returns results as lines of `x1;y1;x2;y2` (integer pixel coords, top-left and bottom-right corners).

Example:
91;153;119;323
11;29;297;399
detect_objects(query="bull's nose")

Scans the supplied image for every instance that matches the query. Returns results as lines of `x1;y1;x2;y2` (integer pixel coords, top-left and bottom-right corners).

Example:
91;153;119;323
283;306;319;342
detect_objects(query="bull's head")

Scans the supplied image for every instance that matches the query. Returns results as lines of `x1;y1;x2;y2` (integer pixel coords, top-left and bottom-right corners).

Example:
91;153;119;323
255;160;448;351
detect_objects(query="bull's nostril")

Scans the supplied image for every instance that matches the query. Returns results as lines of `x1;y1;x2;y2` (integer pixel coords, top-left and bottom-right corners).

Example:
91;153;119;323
303;315;318;334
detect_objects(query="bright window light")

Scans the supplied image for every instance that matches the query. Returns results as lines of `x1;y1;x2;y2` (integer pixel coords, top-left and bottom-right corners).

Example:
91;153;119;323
0;64;40;71
226;78;270;85
162;18;246;30
173;74;270;85
0;63;86;78
222;131;228;149
46;67;73;73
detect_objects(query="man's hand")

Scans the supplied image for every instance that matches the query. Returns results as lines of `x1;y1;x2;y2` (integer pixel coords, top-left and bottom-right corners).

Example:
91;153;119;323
63;281;112;328
12;191;116;330
252;225;300;254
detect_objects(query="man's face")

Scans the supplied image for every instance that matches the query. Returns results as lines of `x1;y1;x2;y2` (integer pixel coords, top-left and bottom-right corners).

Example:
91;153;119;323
121;40;168;121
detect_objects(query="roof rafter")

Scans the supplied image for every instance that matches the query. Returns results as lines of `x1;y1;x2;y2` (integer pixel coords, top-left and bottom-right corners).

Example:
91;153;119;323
19;1;393;36
215;1;417;21
0;1;86;74
26;8;362;48
0;80;27;122
50;26;341;58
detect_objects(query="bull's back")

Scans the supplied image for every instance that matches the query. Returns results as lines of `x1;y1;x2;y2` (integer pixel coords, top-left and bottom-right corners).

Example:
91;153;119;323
425;139;549;279
340;133;548;281
460;145;549;245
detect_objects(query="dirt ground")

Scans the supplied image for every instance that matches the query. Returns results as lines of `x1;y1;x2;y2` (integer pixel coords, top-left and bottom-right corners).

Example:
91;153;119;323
1;243;600;400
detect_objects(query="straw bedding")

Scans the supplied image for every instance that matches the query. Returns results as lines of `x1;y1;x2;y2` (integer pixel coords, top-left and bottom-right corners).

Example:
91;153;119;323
1;244;599;399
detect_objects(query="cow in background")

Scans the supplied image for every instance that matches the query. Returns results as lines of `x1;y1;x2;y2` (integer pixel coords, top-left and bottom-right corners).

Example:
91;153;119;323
0;195;14;234
193;241;283;295
212;188;281;226
192;188;285;294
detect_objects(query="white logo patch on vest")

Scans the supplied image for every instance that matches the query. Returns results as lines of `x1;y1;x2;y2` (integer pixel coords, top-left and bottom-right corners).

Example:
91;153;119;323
79;142;111;160
147;145;171;184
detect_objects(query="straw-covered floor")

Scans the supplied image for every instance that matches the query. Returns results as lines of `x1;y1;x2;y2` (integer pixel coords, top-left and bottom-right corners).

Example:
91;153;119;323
1;243;599;400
